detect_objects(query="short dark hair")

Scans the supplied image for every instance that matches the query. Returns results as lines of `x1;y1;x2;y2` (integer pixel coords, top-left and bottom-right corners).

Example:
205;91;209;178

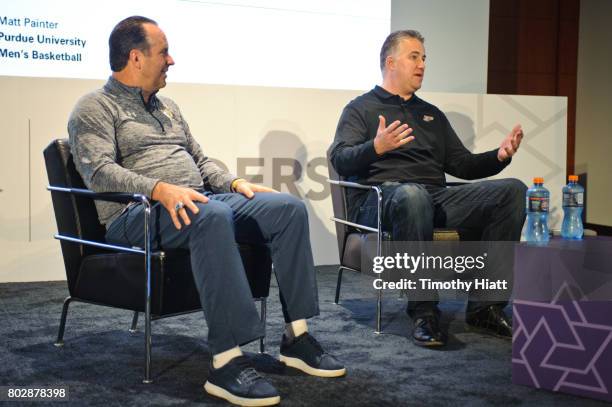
379;30;425;72
109;16;157;72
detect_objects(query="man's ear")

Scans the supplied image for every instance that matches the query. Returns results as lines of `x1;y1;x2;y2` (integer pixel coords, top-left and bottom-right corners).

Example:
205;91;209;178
129;49;142;69
385;55;395;72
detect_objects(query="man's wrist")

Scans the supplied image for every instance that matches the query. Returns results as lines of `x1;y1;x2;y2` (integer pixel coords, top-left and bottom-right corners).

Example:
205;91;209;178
231;178;246;192
151;180;165;200
373;139;384;156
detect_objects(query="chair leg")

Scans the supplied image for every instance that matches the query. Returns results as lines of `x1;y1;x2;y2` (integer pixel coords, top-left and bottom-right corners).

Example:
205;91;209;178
375;289;383;335
129;311;139;333
143;308;152;384
259;298;267;353
334;267;344;304
142;201;154;384
54;296;72;347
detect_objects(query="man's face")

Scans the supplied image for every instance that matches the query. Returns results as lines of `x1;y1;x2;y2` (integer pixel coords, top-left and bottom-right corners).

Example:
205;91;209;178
387;37;426;95
138;23;174;93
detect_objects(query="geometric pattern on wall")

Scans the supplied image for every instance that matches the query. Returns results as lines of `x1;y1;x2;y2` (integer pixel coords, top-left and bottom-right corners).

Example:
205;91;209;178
512;286;612;402
477;95;566;182
431;92;568;228
477;95;567;228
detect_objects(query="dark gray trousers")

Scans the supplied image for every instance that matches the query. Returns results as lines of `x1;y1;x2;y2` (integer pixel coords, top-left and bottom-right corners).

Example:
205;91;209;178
356;178;527;319
106;192;319;354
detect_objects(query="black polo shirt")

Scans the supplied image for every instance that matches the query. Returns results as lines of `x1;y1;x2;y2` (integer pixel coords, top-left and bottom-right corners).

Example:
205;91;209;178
328;85;509;221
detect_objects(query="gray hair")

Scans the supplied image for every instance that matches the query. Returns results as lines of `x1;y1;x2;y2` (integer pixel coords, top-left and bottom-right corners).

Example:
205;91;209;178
380;30;425;72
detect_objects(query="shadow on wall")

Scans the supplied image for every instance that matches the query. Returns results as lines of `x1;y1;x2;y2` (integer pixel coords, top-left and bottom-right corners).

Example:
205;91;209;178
446;111;476;151
257;129;335;262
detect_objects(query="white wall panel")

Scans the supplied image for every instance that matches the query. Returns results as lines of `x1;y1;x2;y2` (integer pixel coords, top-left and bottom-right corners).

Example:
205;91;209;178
0;77;566;282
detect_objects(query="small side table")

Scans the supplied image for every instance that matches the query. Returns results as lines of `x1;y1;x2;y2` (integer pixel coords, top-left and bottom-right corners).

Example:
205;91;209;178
512;236;612;402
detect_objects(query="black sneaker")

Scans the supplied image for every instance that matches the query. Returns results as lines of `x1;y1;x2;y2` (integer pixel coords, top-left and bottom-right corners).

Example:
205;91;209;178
279;333;346;378
412;317;447;347
204;355;280;406
466;305;512;338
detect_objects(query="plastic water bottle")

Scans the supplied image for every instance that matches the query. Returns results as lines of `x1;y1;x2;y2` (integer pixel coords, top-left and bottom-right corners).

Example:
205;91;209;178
525;177;550;244
561;175;584;239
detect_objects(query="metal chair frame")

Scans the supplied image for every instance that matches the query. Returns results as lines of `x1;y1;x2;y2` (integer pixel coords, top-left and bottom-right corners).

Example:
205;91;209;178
48;186;267;383
327;179;385;334
327;179;463;334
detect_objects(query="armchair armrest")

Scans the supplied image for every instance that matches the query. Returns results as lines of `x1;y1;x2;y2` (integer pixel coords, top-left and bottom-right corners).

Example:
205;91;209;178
47;185;154;255
327;179;377;191
47;185;149;205
326;179;381;234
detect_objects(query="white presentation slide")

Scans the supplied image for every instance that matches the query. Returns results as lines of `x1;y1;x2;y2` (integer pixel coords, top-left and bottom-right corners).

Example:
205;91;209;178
0;0;390;89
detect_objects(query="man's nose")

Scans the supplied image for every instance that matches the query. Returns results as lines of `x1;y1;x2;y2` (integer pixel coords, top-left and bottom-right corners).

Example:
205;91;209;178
167;54;175;65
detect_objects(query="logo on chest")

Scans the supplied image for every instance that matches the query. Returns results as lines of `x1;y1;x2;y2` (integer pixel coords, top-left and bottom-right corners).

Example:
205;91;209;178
422;114;434;122
161;107;176;121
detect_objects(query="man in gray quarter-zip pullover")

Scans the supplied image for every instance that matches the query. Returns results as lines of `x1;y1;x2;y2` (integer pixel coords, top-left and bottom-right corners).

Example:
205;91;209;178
68;16;344;405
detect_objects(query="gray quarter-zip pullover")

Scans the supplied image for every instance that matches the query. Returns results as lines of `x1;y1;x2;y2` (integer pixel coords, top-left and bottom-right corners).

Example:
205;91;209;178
68;77;236;226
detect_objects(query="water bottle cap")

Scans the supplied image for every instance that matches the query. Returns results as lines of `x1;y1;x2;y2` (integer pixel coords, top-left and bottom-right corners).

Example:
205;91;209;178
568;175;578;182
533;177;544;184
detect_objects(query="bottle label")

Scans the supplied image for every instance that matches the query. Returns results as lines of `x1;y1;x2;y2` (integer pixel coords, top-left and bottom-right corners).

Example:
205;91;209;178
563;192;584;207
528;197;549;212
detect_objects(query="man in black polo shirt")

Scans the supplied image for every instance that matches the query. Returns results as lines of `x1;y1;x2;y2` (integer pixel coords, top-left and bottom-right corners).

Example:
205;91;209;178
328;30;526;347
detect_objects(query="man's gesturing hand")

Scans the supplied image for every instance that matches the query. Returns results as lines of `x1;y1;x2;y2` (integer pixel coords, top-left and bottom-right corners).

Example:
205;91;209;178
151;182;209;230
233;180;278;199
373;115;415;155
497;124;524;162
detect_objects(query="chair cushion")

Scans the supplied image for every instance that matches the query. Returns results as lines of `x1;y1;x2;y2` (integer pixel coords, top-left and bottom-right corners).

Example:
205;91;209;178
433;229;461;241
74;251;199;316
342;233;376;272
74;244;272;317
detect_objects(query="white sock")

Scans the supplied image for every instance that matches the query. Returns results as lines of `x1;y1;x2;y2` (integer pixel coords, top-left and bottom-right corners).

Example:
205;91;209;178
285;319;308;339
212;346;243;369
